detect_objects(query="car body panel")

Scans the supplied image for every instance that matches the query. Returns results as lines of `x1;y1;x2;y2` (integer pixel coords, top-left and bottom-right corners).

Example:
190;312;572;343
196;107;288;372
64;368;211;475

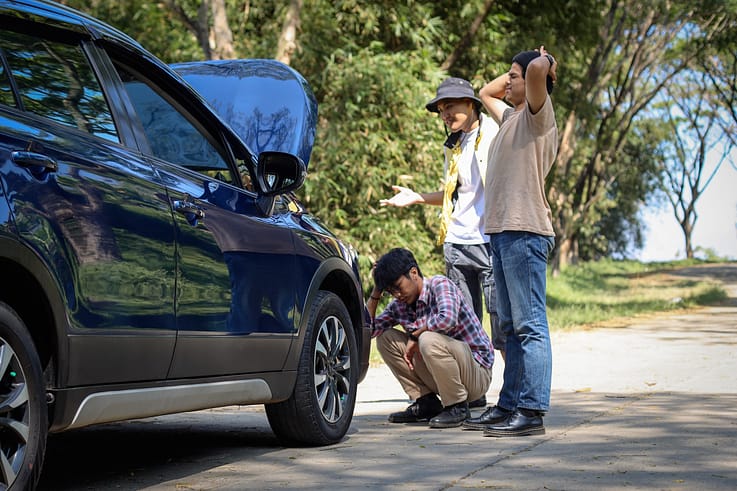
155;161;297;377
0;104;178;386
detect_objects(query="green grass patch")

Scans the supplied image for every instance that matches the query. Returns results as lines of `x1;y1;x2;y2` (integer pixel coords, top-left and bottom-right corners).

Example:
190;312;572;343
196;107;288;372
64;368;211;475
547;259;729;329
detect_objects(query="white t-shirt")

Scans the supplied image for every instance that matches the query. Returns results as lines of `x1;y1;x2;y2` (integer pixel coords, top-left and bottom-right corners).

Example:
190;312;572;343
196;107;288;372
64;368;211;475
444;114;499;244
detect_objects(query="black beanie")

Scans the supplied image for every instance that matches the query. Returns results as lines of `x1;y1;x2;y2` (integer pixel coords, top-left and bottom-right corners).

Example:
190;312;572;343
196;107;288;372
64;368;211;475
511;50;554;94
512;50;539;78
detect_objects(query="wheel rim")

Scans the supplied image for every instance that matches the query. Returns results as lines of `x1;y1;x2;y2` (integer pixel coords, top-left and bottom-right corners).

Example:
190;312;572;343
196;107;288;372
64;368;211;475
0;338;32;488
313;315;352;423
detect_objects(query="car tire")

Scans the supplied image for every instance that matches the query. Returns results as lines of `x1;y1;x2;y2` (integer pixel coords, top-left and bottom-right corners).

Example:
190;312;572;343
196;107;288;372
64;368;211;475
0;302;48;490
266;291;357;446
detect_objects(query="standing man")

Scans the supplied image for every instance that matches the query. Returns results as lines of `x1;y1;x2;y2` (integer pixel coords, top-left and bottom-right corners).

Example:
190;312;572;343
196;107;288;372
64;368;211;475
380;78;505;370
367;248;493;428
462;47;558;437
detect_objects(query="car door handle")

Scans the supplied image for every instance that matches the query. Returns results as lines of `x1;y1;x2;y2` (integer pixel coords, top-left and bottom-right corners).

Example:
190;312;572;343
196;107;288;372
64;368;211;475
173;199;205;226
11;150;58;173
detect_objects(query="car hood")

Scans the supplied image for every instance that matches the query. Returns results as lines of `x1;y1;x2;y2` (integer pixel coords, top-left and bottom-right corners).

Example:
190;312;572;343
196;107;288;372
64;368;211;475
172;59;317;167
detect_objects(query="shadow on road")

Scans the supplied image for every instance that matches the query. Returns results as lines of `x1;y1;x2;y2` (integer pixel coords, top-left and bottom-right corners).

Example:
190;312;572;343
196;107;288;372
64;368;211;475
38;391;737;490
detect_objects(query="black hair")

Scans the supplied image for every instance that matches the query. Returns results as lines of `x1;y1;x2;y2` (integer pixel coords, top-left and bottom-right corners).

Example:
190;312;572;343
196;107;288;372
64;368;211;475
373;248;423;292
511;50;555;94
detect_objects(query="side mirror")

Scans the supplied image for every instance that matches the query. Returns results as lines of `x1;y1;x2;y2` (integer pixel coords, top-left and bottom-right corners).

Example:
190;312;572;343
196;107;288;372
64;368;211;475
256;151;307;196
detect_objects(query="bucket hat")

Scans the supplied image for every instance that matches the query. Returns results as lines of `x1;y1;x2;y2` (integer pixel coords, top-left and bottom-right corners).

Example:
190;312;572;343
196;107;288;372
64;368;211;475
425;77;482;113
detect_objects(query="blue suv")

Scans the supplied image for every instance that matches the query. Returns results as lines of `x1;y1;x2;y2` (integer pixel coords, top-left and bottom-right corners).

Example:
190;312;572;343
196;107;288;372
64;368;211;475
0;1;370;488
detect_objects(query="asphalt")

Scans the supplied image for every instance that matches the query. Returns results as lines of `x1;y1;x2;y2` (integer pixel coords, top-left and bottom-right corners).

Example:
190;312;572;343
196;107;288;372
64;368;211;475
347;263;737;491
38;263;737;490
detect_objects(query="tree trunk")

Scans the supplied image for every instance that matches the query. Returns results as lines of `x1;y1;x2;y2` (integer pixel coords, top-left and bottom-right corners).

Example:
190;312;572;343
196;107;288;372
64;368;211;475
210;0;234;60
681;218;694;259
162;0;212;59
276;0;302;65
441;0;495;71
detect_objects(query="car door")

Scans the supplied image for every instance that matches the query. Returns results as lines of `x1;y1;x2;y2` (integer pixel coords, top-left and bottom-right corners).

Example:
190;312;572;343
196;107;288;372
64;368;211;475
0;26;177;385
105;56;299;377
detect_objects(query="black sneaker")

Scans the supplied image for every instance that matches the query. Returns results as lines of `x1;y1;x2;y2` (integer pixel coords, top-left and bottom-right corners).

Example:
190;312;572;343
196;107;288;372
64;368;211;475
429;401;471;428
388;393;443;423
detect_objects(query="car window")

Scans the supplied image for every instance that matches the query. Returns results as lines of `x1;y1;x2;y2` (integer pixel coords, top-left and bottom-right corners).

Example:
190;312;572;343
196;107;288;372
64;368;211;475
0;28;119;142
0;57;16;107
114;63;235;185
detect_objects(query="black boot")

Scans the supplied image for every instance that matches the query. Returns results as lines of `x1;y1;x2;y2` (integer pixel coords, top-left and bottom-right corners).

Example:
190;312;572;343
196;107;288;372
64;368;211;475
468;394;487;408
388;393;443;423
462;405;513;430
428;401;470;428
483;408;545;437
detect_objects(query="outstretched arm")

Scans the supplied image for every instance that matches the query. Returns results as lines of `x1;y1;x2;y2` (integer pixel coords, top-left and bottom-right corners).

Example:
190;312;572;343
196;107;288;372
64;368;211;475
380;185;443;207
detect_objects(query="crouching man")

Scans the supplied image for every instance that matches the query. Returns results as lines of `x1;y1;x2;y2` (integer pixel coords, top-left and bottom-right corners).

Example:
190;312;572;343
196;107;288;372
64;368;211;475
367;248;493;428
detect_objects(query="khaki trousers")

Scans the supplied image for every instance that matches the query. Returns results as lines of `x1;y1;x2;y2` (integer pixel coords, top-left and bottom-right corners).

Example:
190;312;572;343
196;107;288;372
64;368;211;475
376;328;492;407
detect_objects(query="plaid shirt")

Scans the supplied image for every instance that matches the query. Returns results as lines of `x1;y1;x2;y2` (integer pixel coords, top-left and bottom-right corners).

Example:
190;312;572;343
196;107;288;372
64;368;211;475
372;275;493;368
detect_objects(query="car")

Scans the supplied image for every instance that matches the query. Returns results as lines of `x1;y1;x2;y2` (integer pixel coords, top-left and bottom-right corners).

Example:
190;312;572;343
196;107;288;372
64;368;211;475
0;0;371;489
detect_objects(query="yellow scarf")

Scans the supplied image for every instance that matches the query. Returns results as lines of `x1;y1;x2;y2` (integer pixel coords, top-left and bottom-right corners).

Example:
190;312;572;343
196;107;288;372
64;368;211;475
437;130;482;246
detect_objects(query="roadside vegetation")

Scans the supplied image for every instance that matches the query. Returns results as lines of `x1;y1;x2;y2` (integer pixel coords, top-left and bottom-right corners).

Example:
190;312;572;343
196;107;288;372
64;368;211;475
369;259;730;364
546;258;728;330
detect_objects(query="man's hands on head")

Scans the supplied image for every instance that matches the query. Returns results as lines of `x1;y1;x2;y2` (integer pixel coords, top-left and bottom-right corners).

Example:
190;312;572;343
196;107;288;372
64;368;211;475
538;45;557;85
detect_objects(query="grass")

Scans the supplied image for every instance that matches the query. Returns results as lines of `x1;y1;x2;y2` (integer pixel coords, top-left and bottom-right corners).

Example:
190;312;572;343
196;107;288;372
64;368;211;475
546;258;728;329
367;258;731;365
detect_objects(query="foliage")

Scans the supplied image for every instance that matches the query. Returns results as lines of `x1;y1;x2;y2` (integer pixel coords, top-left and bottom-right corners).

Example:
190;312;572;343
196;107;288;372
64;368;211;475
58;0;737;280
576;117;666;260
304;47;449;282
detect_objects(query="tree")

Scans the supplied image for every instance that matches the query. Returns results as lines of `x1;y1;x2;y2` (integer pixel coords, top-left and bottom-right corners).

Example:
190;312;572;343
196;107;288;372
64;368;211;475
276;0;302;65
545;1;734;271
158;0;234;60
655;69;736;258
294;0;508;278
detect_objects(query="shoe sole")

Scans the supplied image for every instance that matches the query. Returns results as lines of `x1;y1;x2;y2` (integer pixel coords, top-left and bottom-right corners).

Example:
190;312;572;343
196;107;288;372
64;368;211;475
388;417;429;423
461;422;487;430
429;420;466;429
483;426;545;437
462;416;511;430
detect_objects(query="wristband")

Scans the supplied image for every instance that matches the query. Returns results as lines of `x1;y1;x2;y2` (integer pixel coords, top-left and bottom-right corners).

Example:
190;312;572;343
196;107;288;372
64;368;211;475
408;331;419;341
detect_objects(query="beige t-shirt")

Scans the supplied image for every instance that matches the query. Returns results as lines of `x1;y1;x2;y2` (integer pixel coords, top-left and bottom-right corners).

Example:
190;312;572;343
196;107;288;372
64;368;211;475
483;97;558;236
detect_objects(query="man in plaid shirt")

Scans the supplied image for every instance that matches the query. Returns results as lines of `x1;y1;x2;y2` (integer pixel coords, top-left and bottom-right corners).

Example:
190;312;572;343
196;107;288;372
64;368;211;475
367;248;493;428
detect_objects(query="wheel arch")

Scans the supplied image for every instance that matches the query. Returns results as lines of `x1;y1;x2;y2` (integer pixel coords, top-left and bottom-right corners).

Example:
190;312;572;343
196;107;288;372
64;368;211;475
287;256;369;383
0;237;68;387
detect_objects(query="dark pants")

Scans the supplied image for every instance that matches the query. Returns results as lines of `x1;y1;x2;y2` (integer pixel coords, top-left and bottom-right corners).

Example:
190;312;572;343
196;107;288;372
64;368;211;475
443;242;504;353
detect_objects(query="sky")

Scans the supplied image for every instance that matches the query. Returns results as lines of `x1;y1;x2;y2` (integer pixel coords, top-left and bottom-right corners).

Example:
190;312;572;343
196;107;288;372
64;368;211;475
636;152;737;262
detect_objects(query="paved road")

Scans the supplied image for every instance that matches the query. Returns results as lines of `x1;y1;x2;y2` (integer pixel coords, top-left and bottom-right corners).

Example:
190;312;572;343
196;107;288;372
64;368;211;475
38;264;737;490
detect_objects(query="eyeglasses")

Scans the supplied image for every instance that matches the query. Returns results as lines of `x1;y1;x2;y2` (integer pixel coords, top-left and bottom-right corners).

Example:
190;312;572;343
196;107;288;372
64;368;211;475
383;274;408;297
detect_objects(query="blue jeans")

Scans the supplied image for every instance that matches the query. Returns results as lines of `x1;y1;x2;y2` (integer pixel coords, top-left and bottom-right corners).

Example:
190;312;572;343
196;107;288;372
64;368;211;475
490;231;554;412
